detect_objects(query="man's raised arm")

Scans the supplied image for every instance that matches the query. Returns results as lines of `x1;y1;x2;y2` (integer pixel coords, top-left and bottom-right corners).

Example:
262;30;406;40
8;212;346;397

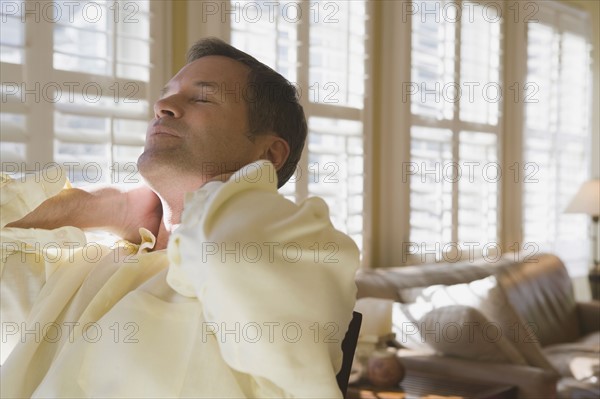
5;181;162;244
167;161;359;398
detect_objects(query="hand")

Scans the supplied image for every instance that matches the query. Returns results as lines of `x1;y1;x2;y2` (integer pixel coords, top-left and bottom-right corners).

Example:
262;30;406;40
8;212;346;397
5;185;162;244
119;185;162;243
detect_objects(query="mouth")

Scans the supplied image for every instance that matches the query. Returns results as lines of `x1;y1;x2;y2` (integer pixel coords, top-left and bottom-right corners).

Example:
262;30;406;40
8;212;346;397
149;126;181;138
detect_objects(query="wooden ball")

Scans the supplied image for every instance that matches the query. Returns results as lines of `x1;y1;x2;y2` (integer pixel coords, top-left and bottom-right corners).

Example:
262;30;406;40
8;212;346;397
367;351;405;388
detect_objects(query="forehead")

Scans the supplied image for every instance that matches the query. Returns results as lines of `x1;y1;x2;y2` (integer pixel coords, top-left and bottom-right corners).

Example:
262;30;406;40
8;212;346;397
169;55;249;88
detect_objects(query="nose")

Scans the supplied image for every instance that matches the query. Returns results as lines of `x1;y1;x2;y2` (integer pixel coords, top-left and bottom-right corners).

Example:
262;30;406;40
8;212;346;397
153;95;183;119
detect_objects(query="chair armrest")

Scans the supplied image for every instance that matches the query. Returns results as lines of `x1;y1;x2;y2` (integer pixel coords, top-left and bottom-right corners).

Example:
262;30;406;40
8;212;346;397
398;350;559;399
577;301;600;335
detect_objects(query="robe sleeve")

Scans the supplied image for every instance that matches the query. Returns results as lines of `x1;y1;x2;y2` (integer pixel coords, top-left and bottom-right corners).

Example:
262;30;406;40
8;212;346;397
166;160;359;398
0;168;86;365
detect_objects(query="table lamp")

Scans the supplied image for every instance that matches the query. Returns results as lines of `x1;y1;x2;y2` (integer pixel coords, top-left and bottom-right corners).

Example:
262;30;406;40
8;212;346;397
565;178;600;272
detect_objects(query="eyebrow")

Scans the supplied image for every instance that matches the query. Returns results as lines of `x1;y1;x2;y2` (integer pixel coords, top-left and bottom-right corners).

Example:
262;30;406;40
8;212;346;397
160;81;221;97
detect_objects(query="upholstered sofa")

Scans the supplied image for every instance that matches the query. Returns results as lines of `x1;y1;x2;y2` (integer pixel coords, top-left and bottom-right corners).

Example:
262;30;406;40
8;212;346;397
354;254;600;398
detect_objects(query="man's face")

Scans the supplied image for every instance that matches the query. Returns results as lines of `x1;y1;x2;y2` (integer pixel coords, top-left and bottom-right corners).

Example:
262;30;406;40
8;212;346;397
138;56;268;184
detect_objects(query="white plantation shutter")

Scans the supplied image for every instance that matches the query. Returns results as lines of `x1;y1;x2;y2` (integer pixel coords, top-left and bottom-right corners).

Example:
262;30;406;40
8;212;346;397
406;0;502;262
230;1;298;83
522;3;592;276
409;127;453;247
458;131;498;244
0;2;26;163
410;4;455;121
307;0;367;251
230;0;299;200
308;117;364;248
308;0;366;108
230;0;370;253
0;0;167;186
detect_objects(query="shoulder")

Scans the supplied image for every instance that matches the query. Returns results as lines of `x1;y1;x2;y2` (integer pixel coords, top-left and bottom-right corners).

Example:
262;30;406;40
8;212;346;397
176;161;356;253
181;161;293;229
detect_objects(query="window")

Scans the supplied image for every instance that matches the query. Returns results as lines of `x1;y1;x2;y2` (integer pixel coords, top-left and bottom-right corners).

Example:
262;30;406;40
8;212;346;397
0;0;168;186
2;0;371;257
522;2;592;276
378;0;594;274
406;0;502;263
226;0;371;253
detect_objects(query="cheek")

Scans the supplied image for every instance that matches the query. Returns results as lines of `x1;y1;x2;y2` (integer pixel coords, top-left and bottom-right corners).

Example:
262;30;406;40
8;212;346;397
220;111;248;136
183;108;254;153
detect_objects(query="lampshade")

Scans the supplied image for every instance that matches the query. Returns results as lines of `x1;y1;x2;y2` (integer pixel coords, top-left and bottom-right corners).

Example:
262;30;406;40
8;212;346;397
564;179;600;217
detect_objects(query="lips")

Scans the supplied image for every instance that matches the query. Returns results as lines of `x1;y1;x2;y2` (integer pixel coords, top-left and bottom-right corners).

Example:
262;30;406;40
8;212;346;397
149;125;181;138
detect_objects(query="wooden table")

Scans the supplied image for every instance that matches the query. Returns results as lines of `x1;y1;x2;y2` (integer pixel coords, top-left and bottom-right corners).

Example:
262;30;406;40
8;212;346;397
347;371;517;399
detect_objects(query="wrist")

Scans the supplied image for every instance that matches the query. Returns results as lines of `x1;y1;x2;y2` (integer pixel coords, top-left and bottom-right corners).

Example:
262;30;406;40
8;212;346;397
85;187;126;229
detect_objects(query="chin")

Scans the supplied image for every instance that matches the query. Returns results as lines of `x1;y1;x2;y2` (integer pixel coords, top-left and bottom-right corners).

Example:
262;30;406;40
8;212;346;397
137;152;173;180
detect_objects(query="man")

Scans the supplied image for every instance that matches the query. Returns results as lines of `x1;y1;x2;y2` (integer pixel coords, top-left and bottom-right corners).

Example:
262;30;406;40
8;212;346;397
0;38;359;398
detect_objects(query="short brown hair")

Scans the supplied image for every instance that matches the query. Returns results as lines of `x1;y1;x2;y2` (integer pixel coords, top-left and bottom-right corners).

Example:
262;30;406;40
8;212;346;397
187;37;306;188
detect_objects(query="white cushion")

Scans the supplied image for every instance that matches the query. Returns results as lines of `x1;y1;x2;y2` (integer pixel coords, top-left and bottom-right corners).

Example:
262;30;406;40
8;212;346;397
396;275;556;370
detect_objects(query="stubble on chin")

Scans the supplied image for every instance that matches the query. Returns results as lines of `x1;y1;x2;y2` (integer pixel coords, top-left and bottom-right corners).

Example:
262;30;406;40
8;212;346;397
137;146;206;183
137;147;175;181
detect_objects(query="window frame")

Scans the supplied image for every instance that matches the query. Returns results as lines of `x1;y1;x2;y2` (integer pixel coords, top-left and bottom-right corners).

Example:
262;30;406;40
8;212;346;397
186;0;375;265
0;0;172;181
376;0;595;270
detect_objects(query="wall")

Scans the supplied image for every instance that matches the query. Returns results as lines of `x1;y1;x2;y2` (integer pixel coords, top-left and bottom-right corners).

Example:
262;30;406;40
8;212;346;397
171;0;188;73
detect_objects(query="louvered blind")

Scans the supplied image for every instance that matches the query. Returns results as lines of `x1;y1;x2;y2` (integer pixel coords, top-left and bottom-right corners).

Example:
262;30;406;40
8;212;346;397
1;0;165;187
1;2;26;162
407;0;502;262
230;0;368;252
522;3;592;276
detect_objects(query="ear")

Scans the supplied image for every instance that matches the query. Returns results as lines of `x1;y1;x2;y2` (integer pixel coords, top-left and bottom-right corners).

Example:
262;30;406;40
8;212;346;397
259;136;290;171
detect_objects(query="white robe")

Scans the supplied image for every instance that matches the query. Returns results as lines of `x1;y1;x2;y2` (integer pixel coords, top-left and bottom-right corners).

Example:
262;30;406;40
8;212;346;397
0;161;359;398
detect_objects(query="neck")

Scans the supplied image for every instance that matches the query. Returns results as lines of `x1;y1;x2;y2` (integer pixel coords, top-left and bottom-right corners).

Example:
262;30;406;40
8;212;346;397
148;175;211;251
143;170;234;251
153;200;182;251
